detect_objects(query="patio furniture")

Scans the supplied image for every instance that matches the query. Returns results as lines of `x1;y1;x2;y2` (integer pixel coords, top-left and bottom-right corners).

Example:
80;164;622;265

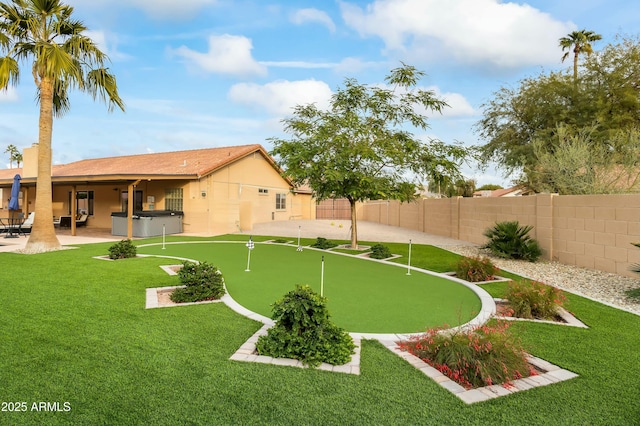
58;215;72;228
18;212;34;234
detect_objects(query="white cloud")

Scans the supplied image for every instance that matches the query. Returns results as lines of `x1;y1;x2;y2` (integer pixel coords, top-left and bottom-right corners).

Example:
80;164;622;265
290;8;336;33
84;30;130;62
341;0;575;68
0;86;18;102
171;34;267;77
260;61;337;69
426;86;476;118
228;80;333;116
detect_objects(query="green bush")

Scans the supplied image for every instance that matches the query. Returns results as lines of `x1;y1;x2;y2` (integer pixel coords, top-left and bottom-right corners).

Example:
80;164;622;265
272;238;288;244
170;261;225;303
398;321;534;389
505;280;565;320
482;221;542;262
369;243;392;259
256;285;355;367
310;237;338;250
455;256;497;282
108;239;137;259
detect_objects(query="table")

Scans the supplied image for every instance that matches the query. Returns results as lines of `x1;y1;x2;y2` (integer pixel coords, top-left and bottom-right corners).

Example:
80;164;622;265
0;215;24;238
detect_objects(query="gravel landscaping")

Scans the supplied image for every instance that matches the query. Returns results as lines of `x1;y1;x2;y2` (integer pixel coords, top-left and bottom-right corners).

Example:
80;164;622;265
440;245;640;316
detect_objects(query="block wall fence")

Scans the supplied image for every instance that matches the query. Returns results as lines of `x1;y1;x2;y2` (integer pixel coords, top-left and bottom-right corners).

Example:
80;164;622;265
359;194;640;278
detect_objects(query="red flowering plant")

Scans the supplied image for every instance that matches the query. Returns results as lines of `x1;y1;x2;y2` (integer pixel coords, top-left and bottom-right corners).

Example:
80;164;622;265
455;256;498;282
505;280;566;320
397;321;535;389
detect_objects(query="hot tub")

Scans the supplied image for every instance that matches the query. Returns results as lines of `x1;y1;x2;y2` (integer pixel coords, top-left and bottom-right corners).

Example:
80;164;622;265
111;210;183;237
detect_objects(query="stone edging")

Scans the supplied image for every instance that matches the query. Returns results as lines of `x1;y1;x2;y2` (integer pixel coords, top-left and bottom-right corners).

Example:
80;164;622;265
229;324;362;375
379;340;579;404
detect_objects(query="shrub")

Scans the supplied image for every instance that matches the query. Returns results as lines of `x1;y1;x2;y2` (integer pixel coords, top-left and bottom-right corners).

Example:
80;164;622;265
482;221;542;262
504;280;565;320
272;238;288;244
369;243;392;259
455;256;497;282
170;261;225;303
631;243;640;275
625;288;640;302
310;237;338;250
398;321;534;389
256;285;355;367
108;239;137;259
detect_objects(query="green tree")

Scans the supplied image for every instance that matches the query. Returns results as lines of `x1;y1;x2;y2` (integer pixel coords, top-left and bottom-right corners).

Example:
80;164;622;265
270;64;466;248
476;183;503;191
559;29;602;82
4;143;20;167
476;35;640;187
529;125;640;194
0;0;124;252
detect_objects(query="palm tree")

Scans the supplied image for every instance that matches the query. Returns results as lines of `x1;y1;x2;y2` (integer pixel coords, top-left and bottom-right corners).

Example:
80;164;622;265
0;0;124;252
4;144;18;167
559;29;602;83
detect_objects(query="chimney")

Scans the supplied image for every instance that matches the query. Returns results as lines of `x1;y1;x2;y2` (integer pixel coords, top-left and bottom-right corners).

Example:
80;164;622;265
22;143;39;178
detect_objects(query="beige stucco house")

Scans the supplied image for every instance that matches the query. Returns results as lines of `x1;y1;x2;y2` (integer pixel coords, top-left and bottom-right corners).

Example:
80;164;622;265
0;143;315;236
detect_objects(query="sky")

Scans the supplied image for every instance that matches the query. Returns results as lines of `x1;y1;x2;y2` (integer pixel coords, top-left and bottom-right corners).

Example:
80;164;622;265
0;0;638;187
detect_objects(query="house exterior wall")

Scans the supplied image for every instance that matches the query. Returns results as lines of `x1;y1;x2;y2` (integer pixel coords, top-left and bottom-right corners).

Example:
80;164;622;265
360;193;640;278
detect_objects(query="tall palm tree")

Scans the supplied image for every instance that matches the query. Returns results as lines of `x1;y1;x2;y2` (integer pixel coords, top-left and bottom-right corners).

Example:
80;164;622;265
559;29;602;82
0;0;124;252
4;144;18;167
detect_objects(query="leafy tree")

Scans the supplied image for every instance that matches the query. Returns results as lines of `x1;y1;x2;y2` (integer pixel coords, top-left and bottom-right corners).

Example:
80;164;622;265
529;125;640;194
0;0;124;252
270;64;466;248
476;183;503;191
476;35;640;189
4;143;21;167
559;29;602;82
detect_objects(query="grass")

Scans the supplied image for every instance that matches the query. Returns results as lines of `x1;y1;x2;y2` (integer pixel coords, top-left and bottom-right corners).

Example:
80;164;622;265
0;236;639;425
137;240;481;333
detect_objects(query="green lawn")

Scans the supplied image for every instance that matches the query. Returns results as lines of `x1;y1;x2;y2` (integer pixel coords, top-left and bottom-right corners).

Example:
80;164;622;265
137;240;481;333
0;236;639;425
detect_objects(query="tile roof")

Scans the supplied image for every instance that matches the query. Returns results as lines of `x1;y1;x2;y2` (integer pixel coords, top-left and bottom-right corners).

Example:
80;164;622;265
0;144;276;183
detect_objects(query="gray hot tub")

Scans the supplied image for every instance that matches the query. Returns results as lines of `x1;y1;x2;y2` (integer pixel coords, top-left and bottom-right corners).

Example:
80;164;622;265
111;211;183;237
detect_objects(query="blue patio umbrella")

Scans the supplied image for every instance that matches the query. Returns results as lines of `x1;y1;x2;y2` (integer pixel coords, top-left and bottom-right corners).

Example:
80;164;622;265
8;174;21;211
6;174;21;238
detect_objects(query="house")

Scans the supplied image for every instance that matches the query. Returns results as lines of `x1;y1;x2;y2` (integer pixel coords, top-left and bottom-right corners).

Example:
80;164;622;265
0;143;315;236
473;186;533;197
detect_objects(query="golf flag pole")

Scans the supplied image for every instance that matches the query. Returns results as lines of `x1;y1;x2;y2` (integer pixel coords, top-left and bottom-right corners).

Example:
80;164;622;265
245;236;255;272
297;225;303;252
320;255;325;297
406;239;412;275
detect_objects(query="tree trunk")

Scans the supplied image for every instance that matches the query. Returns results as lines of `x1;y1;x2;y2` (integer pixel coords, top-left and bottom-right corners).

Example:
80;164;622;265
349;198;358;249
24;76;62;253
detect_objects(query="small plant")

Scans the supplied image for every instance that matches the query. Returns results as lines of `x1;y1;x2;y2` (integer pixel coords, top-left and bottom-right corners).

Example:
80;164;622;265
170;261;225;303
482;221;542;262
310;237;338;250
272;238;288;244
504;280;565;320
398;321;534;389
369;243;392;259
256;285;355;367
625;288;640;302
108;239;137;259
455;256;497;282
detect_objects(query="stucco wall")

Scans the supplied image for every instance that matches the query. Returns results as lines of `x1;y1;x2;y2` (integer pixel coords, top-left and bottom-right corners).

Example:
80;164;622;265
360;194;640;278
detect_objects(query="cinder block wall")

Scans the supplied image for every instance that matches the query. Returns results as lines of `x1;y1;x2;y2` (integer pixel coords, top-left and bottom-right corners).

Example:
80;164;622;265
359;194;640;278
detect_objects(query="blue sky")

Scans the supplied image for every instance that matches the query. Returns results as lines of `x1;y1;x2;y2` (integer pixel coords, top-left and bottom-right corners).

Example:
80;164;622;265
1;0;638;187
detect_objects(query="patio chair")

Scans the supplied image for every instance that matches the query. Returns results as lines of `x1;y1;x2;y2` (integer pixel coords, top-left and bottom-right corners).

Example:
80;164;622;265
18;212;35;234
76;214;89;227
58;215;72;228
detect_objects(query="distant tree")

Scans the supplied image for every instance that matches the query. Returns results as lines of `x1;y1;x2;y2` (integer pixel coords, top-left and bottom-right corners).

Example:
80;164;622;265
4;144;20;168
529;125;640;194
443;178;476;198
270;64;467;248
476;183;503;191
559;29;602;83
476;35;640;186
0;0;124;252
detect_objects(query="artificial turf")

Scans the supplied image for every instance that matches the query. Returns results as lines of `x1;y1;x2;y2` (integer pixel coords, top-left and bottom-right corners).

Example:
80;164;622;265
0;237;639;425
137;240;482;333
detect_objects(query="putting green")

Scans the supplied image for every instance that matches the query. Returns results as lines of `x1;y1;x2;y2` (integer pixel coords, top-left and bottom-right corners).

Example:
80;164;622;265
138;241;482;334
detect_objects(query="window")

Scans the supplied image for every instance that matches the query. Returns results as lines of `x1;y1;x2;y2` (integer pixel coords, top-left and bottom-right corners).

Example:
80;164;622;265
121;190;143;212
165;188;183;211
258;188;269;195
276;193;287;210
68;190;94;215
